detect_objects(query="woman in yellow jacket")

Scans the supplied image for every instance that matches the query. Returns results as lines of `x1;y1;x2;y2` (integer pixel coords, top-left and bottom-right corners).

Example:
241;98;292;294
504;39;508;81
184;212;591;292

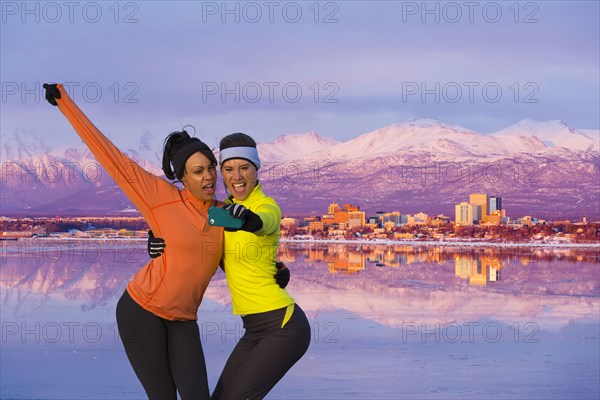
213;133;311;399
151;133;310;398
43;83;221;400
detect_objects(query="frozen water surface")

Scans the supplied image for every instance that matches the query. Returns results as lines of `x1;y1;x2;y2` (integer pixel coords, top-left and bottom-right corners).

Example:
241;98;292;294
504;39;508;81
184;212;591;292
1;241;598;399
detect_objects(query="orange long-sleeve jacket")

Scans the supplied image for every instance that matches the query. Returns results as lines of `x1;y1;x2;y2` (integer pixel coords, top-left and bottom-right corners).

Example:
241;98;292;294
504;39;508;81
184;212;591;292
53;84;223;321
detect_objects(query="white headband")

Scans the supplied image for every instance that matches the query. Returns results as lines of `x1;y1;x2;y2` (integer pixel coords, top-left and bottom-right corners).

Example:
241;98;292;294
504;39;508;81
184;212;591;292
219;146;261;170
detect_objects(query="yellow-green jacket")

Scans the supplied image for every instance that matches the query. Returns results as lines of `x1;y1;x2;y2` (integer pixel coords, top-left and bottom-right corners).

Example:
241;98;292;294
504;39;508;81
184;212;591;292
223;183;295;315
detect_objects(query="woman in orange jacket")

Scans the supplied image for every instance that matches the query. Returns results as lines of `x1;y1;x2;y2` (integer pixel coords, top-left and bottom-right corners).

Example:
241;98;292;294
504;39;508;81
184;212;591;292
43;83;221;400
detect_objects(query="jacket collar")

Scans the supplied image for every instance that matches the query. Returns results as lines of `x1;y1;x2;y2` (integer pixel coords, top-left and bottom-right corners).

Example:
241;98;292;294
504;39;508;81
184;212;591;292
181;188;213;211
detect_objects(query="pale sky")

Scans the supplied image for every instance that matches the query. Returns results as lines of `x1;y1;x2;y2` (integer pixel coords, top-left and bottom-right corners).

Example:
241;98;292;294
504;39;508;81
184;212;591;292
1;0;598;149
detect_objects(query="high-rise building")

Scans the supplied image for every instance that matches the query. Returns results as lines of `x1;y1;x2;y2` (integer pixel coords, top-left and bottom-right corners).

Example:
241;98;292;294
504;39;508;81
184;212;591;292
472;204;482;223
348;211;365;229
333;210;349;224
489;196;502;214
384;211;401;225
455;202;473;225
376;211;386;226
367;216;380;226
469;193;489;223
326;203;361;225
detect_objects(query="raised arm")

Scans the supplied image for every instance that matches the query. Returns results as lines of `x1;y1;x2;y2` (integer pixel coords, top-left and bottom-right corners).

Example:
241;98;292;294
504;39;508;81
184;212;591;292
44;83;173;226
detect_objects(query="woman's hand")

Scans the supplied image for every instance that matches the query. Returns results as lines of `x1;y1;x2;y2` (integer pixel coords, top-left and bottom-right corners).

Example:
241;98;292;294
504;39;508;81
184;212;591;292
274;262;290;288
43;83;61;106
147;230;166;258
224;204;263;233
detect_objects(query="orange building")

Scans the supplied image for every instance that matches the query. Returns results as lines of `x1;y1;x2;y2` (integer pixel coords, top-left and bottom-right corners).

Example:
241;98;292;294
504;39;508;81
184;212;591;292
333;211;349;224
470;193;489;223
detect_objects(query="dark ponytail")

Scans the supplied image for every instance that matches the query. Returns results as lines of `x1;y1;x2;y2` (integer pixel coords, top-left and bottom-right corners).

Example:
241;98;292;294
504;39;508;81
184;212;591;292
162;130;192;180
162;130;217;180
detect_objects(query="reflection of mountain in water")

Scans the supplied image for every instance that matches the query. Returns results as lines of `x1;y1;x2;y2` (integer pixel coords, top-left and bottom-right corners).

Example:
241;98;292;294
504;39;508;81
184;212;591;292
0;241;144;316
1;241;598;329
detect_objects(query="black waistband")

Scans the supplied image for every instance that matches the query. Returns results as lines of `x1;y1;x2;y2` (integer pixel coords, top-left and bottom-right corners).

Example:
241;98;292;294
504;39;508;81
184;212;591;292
241;306;289;331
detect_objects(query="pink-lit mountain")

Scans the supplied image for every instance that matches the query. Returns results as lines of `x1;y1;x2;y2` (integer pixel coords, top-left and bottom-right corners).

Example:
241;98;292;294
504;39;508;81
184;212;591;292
1;119;598;219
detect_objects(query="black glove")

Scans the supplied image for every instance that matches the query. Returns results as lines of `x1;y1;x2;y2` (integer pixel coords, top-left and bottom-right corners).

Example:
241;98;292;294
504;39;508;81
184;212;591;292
274;261;290;288
147;230;166;258
224;204;263;233
43;83;61;106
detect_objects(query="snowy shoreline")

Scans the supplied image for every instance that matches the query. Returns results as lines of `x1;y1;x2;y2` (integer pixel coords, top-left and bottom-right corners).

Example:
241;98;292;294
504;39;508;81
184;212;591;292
11;236;599;250
280;237;600;250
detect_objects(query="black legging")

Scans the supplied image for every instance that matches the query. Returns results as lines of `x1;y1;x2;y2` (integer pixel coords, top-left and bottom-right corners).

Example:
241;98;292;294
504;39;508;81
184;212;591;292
116;290;210;400
211;304;311;400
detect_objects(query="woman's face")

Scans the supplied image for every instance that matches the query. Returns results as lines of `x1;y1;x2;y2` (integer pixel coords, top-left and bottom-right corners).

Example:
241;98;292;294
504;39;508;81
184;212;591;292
221;159;257;201
180;152;217;202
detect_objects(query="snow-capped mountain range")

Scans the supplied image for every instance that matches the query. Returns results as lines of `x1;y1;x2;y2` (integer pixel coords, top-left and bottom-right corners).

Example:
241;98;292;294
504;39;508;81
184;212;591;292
257;118;598;162
1;119;599;219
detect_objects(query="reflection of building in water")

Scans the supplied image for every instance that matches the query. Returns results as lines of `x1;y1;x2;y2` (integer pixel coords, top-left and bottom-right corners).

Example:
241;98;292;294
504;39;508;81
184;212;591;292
383;247;401;267
470;258;487;286
294;244;508;278
327;251;365;274
277;246;297;263
455;254;503;286
455;255;472;278
481;256;502;282
361;245;448;268
299;245;366;273
307;248;325;262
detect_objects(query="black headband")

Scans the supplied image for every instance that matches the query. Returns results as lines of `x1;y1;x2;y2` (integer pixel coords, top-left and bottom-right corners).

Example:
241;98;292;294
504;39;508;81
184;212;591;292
172;139;216;180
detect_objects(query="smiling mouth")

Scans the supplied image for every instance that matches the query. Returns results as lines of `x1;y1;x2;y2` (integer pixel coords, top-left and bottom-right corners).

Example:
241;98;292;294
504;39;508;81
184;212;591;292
203;183;215;190
231;182;247;193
